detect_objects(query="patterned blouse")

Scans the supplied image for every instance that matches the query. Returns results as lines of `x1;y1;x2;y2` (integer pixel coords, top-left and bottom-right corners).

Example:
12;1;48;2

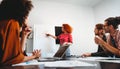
107;30;120;49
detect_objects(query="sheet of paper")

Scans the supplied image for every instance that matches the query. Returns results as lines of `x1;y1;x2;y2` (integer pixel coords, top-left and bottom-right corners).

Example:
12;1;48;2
44;60;95;67
13;60;95;67
12;60;44;66
72;57;120;63
76;57;113;61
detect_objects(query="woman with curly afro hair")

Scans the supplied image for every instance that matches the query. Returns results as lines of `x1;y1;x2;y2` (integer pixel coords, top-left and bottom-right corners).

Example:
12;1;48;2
0;0;41;65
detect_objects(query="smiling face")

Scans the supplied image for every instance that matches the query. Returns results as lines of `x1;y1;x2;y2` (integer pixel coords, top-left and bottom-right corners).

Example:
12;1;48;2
104;21;110;33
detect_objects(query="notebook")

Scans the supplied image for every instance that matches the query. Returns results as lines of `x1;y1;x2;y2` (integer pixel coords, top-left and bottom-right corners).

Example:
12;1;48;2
37;45;70;62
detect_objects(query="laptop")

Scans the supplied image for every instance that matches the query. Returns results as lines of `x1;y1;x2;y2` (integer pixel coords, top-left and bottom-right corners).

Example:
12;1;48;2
37;45;70;62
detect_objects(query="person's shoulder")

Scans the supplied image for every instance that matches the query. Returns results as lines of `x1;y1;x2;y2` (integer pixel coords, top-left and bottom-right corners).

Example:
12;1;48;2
0;19;19;26
8;19;19;27
6;19;20;30
9;19;19;24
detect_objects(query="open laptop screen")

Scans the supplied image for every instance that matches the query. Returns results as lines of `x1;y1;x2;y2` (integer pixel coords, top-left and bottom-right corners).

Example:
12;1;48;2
54;45;69;58
37;45;69;62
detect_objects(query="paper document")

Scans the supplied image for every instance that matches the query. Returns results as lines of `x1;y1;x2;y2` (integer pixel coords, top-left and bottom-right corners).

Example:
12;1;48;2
77;57;113;61
13;60;95;67
75;57;120;63
12;60;43;66
44;60;96;67
96;58;120;63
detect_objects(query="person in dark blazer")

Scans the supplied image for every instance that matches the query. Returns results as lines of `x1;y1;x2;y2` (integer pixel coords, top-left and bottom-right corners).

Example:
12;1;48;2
81;23;108;57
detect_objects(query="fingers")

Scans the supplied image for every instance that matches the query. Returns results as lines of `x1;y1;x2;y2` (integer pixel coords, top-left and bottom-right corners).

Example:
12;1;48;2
94;37;99;44
33;49;41;54
94;36;105;46
46;33;50;36
22;26;32;37
24;26;32;32
81;53;91;57
94;36;101;44
81;54;86;58
32;49;41;58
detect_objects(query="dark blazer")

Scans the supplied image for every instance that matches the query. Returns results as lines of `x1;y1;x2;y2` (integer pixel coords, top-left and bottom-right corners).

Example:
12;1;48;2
91;35;108;57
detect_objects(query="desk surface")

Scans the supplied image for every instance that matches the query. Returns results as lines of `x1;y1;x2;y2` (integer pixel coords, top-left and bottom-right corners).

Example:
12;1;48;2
1;63;120;69
1;57;120;69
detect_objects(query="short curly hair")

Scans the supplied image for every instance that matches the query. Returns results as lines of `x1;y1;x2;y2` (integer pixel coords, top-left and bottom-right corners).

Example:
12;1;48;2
0;0;33;27
95;23;104;30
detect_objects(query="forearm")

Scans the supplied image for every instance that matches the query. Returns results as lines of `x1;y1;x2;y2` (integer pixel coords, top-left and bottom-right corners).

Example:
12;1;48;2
21;34;27;52
91;51;107;57
102;41;120;56
20;25;32;52
49;34;57;39
22;56;36;62
22;49;41;62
